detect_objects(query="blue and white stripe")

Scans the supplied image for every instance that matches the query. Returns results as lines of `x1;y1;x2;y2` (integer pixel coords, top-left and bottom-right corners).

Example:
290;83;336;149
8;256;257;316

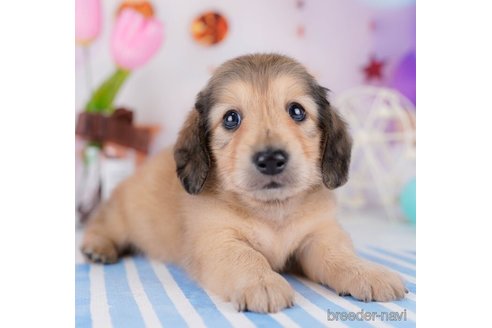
76;246;416;327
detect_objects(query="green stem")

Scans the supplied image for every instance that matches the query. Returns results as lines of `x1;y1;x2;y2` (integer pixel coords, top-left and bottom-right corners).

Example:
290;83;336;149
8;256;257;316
85;68;131;114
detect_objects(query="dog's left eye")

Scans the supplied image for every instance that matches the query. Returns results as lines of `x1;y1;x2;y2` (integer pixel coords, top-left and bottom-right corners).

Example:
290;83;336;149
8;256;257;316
223;110;241;130
288;103;306;122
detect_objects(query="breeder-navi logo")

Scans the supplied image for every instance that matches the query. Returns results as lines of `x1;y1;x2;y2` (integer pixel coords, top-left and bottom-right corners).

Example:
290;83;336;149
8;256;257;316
327;309;407;322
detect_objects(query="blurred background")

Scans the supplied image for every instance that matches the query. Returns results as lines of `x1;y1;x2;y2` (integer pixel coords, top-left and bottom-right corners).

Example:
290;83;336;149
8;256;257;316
75;0;416;225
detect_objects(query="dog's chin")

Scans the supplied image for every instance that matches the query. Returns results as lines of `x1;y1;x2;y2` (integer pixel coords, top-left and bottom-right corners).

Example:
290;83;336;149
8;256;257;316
250;189;295;203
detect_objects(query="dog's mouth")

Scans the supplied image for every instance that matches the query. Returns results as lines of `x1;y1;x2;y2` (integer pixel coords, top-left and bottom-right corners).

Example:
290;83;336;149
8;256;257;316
263;181;283;189
236;177;304;204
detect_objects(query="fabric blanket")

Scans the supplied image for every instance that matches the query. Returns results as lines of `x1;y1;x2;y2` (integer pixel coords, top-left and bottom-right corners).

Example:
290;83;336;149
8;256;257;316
76;245;416;327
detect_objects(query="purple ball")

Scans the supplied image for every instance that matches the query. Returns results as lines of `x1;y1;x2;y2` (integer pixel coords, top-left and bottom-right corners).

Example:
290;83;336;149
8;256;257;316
391;50;416;105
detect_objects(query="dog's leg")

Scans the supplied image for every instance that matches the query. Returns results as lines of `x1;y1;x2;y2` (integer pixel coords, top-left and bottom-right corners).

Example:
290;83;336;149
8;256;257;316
187;236;294;313
297;221;406;302
80;197;128;264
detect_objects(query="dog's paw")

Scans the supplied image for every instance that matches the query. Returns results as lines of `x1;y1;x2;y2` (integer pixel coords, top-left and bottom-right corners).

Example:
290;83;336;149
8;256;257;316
339;262;407;302
81;234;119;264
231;272;295;313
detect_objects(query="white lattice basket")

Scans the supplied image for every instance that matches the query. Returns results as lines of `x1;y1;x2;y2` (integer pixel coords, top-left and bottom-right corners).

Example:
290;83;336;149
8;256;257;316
334;86;416;221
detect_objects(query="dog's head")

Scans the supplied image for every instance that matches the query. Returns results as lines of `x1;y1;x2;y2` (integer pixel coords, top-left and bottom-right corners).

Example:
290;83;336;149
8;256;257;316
174;54;352;202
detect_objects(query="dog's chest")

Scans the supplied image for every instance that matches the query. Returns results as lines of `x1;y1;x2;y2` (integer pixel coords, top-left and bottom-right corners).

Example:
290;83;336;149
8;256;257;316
247;221;307;271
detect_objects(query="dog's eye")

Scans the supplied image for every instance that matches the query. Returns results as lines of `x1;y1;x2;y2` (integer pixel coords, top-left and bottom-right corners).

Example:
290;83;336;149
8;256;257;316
288;103;306;122
223;110;241;130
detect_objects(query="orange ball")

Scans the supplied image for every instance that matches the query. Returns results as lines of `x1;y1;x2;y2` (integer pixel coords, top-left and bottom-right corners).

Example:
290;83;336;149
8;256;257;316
191;12;229;46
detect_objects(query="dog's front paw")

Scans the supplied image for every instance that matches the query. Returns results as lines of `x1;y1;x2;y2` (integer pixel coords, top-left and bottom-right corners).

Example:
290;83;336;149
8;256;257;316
231;272;294;313
339;262;407;302
81;233;119;264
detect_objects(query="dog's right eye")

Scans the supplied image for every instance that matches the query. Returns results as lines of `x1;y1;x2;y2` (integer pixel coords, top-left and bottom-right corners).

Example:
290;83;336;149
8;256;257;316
288;102;306;122
223;110;241;130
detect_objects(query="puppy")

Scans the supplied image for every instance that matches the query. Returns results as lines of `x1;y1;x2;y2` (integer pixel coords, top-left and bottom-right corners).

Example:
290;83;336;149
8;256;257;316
81;53;406;313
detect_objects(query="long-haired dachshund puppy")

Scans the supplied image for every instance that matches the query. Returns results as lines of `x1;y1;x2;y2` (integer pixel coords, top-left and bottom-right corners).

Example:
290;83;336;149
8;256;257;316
82;53;406;313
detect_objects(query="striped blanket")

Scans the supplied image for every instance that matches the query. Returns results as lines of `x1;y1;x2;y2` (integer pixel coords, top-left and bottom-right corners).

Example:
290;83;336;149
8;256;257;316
76;246;416;328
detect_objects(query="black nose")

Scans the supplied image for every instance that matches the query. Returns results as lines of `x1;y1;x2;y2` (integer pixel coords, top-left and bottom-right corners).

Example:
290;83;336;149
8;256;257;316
253;149;289;175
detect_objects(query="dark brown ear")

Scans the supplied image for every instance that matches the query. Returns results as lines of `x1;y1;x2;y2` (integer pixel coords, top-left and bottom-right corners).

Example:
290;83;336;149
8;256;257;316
173;109;211;194
318;90;352;189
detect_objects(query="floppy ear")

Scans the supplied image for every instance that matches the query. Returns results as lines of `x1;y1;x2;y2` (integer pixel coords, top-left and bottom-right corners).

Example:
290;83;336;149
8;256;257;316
173;109;211;194
318;94;352;189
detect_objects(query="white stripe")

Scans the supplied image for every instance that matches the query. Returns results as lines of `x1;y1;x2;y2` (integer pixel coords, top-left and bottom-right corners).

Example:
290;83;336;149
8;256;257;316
204;291;256;328
380;248;416;260
399;273;415;284
270;312;302;328
89;265;112;328
402;250;416;259
150;261;207;328
361;248;416;271
298;277;393;328
377;301;416;322
406;292;416;302
123;259;162;328
293;291;348;328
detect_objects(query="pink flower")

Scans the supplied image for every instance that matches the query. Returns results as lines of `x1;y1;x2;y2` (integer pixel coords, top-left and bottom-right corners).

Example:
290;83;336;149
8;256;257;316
111;8;164;70
75;0;102;45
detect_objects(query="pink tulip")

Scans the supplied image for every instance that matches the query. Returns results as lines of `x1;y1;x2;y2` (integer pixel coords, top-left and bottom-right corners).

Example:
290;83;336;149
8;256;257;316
76;0;102;45
111;8;164;70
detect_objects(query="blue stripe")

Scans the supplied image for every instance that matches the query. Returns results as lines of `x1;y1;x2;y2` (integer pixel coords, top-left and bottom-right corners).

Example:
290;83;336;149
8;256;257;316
76;264;92;328
104;261;145;328
406;282;417;294
358;252;416;277
166;264;233;328
243;312;283;328
133;257;188;327
282;303;327;328
368;247;416;265
393;297;416;313
285;276;373;328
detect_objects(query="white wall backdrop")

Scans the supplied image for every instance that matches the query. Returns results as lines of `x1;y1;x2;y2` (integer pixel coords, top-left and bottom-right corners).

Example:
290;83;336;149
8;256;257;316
76;0;415;152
